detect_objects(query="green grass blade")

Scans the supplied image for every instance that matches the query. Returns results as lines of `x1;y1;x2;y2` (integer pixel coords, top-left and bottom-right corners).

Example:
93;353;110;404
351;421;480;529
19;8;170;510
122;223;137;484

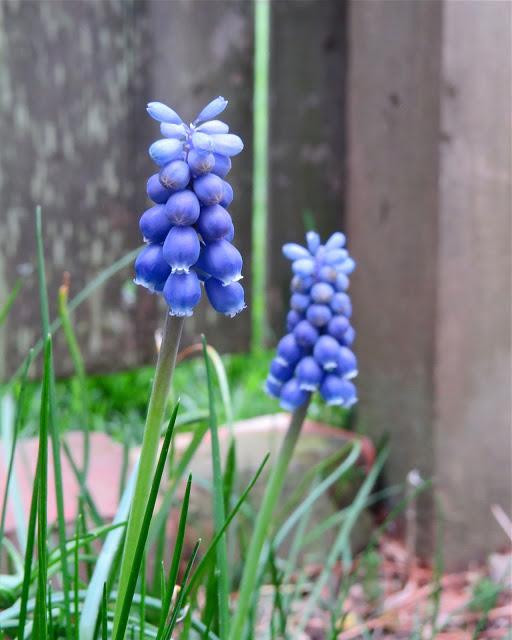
274;441;361;550
0;349;34;552
148;421;209;548
58;277;90;478
223;438;237;591
9;246;140;387
35;206;72;636
183;452;270;601
164;539;200;640
16;457;39;639
0;278;23;328
298;448;388;631
101;583;108;640
251;0;271;351
156;474;192;638
202;336;230;637
79;460;139;640
114;405;180;640
74;514;81;640
203;345;234;431
139;552;146;640
61;439;103;527
47;584;54;637
33;336;52;638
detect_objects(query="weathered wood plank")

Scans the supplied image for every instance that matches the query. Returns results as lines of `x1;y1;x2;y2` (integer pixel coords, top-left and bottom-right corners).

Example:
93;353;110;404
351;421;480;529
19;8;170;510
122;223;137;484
0;0;151;377
0;0;254;378
345;0;511;567
266;0;347;340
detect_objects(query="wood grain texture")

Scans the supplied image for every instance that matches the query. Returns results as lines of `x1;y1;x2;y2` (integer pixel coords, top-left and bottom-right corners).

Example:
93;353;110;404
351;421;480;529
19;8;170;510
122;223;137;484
0;0;254;377
266;0;346;342
346;0;511;567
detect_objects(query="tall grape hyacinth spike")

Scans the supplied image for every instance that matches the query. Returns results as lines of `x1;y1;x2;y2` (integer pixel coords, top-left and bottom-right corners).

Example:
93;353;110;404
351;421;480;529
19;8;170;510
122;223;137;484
112;97;245;639
135;96;246;318
265;231;358;410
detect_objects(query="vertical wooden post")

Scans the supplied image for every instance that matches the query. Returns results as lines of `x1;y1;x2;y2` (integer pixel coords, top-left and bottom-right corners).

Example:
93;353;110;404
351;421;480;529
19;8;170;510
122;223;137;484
346;0;511;567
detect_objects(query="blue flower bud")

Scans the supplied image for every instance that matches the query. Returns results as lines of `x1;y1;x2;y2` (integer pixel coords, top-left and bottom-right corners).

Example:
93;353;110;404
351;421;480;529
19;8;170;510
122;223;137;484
162;225;200;273
139;205;172;244
283;243;311;261
320;375;357;407
324;249;349;265
196;120;229;134
291;275;314;293
325;232;346;250
196;205;233;241
191;131;215;152
306;304;332;327
335;272;350;291
276;333;303;366
339;257;356;275
134;244;171;293
313;335;340;370
340;324;356;346
193;173;224;206
211;154;232;178
306;231;321;254
225;218;235;242
163;271;201;317
194;96;228;124
318;265;338;284
290;293;310;313
147;173;173;204
265;377;282;398
311;282;335;304
220;180;234;208
200;239;243;284
147;102;182;124
160;122;187;139
165;190;200;226
327;315;350;341
279;378;310;411
336;346;358;379
330;292;352;317
205;277;245;317
293;320;319;348
210;133;244;156
292;258;315;277
149;139;184;167
286;310;303;331
269;359;294;384
295;356;323;391
187;149;215;176
159;160;191;191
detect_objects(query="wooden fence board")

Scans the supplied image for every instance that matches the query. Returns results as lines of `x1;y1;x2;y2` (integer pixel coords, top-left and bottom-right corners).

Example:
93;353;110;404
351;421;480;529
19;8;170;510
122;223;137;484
266;0;346;340
0;0;254;377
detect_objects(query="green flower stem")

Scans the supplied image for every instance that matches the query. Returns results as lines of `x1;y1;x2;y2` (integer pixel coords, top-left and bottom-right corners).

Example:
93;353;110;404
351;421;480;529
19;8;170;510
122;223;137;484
229;399;310;640
113;314;184;634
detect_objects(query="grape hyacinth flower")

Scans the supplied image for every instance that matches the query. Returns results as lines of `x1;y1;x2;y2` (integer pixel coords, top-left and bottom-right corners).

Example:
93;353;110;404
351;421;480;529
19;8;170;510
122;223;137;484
265;231;358;410
114;98;245;638
231;231;358;638
134;96;246;318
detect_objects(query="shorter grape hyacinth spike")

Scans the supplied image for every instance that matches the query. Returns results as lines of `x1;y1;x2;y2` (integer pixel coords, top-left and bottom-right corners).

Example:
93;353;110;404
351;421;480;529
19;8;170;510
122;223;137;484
265;231;358;410
134;97;246;318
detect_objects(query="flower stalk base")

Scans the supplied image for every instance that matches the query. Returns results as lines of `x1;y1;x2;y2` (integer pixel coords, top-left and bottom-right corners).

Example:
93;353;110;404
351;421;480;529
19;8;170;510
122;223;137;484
229;399;311;639
113;313;184;634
